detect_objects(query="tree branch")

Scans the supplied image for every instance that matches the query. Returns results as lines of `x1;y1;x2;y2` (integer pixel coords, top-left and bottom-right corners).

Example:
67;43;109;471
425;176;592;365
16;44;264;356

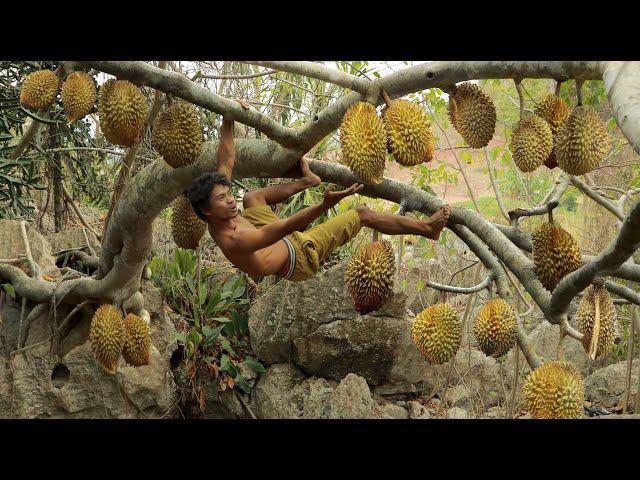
68;61;300;148
570;175;625;222
425;274;494;294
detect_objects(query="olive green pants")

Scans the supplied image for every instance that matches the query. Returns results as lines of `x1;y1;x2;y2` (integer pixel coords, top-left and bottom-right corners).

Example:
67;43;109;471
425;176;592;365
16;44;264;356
241;205;362;281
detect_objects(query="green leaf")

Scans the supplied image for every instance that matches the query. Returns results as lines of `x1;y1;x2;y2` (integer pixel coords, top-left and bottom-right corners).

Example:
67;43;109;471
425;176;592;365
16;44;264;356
198;283;207;306
2;283;16;299
244;356;266;373
220;354;231;370
220;336;236;355
213;316;231;323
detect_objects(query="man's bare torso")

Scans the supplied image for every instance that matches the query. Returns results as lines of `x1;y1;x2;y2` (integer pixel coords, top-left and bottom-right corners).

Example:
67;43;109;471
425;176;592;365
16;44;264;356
209;215;290;278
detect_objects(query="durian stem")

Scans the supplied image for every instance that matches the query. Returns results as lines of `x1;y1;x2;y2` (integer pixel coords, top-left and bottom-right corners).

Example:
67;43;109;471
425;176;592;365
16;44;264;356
575;79;584;106
380;89;393;108
555;80;563;97
371;230;379;242
547;209;554;224
514;78;524;120
556;323;566;361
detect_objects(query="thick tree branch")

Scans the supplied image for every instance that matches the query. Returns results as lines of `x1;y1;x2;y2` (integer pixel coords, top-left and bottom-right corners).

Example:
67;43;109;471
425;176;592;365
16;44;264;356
603;62;640;155
68;61;300;148
244;61;372;94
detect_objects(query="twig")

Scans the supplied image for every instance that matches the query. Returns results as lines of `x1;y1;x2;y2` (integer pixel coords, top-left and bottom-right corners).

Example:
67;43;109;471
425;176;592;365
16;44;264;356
19;221;39;278
192;68;277;81
235;390;257;419
425;274;493;294
514;78;524;120
62;184;101;240
484;147;510;222
624;305;636;414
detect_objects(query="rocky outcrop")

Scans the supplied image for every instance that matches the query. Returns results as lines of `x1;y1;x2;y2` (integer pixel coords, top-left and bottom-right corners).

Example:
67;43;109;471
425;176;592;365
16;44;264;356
0;220;58;275
248;261;431;388
0;282;180;418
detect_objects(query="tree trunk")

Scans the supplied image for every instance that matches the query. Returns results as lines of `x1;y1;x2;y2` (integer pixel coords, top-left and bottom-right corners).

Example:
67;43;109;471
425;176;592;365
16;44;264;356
47;123;66;232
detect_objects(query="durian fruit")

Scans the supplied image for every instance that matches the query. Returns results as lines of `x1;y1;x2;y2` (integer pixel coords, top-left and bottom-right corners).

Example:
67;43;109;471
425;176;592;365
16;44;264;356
534;93;570;169
60;71;97;122
152;101;204;168
555;105;610;175
473;299;517;358
122;313;152;367
20;69;60;110
523;361;585;419
344;240;395;314
447;82;496;148
89;304;126;374
171;195;207;249
510;114;553;172
575;281;617;360
412;303;462;364
382;99;434;166
98;79;148;147
532;223;582;291
339;102;387;184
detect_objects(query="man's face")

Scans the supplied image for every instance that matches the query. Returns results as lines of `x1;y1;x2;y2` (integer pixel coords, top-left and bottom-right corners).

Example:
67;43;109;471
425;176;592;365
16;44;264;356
204;184;238;220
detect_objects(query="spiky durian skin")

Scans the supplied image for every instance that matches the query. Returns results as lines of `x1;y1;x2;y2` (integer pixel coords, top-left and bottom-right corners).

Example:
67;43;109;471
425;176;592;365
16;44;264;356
532;223;582;292
412;303;462;364
171;195;207;250
152;102;204;168
511;115;553;173
122;313;152;367
89;304;125;374
382;99;434;166
447;83;496;148
20;69;60;110
575;283;617;359
523;361;585;419
344;241;395;314
534;93;569;169
555;106;610;175
339;102;387;184
473;299;517;358
60;72;96;122
98;79;148;147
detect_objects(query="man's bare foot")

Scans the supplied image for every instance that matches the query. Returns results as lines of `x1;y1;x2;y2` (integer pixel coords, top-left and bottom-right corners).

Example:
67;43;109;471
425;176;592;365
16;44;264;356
300;156;321;187
425;205;451;240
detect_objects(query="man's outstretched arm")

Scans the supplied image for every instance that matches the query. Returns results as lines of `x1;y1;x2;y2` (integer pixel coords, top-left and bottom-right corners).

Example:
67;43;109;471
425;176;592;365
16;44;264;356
231;183;363;253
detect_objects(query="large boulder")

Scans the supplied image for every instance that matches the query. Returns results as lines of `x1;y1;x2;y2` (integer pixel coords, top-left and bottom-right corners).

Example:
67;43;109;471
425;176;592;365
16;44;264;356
248;261;430;387
0;220;58;275
46;227;100;255
584;359;639;409
0;283;180;418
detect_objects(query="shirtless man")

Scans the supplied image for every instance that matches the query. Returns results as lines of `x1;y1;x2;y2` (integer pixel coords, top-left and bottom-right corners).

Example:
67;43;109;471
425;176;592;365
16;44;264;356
186;113;451;282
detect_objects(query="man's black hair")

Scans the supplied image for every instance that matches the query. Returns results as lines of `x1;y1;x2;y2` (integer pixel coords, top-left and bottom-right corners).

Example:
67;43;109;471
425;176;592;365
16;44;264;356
186;172;232;222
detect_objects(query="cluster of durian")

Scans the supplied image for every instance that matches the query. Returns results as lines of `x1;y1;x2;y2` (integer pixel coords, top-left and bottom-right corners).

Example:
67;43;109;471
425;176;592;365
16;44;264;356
339;95;434;184
411;302;462;364
171;194;207;250
20;69;97;122
90;304;152;374
523;361;585;419
511;91;610;175
575;280;617;360
531;222;582;291
344;240;395;314
473;298;517;358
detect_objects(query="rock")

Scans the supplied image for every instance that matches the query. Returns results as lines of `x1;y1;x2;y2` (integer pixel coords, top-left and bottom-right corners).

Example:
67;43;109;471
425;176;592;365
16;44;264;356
584;359;639;409
248;261;432;386
46;227;100;255
443;347;502;412
250;364;388;419
250;363;307;419
446;407;469;419
379;401;409;419
0;285;180;418
407;400;431;419
328;373;384;419
0;220;58;275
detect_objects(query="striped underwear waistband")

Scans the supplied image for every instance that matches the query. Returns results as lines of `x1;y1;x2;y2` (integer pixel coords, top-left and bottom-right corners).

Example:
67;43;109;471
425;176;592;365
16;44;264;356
281;237;296;280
